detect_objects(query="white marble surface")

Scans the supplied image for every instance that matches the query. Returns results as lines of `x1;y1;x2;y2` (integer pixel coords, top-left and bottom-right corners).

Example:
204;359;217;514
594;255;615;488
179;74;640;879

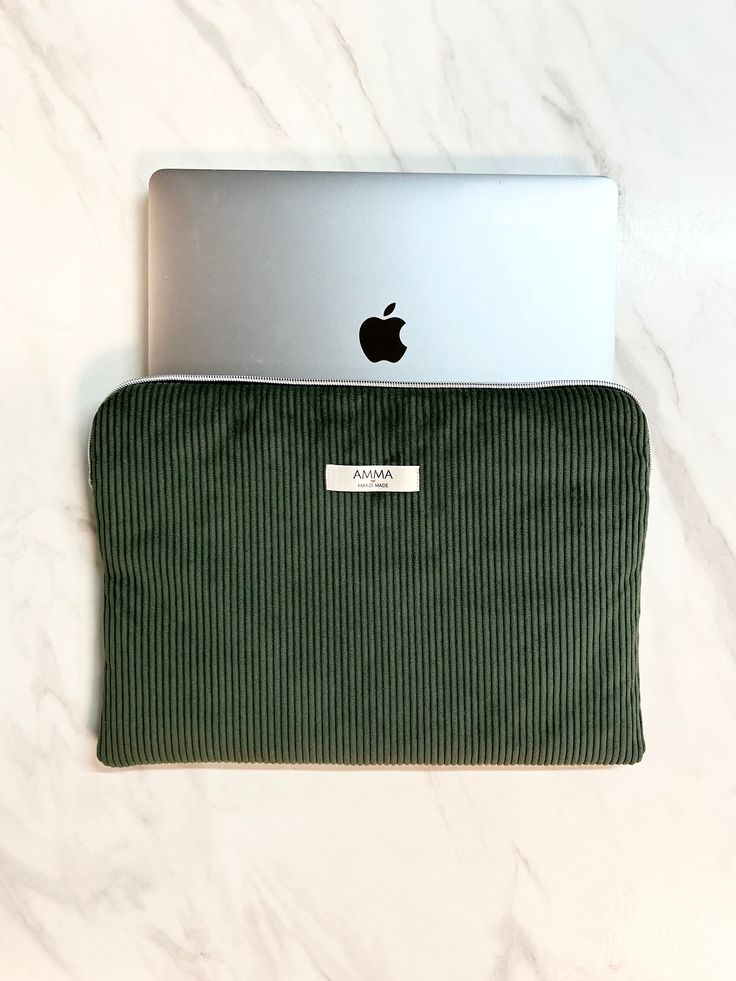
2;1;735;978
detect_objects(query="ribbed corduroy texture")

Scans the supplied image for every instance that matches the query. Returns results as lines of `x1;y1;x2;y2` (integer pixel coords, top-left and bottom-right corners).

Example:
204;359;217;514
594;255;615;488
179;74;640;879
90;380;649;767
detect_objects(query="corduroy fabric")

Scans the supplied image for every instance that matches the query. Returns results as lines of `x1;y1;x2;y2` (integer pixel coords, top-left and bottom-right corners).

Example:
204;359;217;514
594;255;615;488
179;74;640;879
90;380;649;767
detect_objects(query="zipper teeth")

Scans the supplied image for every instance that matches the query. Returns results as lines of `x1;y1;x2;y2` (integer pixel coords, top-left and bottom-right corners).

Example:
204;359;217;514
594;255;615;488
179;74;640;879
87;374;649;485
98;371;644;396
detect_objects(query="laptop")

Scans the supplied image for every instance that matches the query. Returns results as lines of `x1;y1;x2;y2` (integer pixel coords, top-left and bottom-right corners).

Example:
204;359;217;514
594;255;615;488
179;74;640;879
148;170;617;383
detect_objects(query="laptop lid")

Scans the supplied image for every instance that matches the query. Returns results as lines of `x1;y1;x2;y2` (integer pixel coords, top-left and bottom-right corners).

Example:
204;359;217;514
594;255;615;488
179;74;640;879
148;170;617;383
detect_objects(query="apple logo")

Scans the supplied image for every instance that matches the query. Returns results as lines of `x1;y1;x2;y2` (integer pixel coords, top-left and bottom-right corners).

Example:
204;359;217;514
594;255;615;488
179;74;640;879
359;302;407;363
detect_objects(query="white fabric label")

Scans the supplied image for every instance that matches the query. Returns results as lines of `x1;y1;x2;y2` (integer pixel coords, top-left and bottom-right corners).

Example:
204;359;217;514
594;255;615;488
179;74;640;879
325;464;420;493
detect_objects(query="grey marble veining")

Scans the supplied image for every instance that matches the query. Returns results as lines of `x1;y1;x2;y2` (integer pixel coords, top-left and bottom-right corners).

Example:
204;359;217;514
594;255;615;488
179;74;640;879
1;1;735;978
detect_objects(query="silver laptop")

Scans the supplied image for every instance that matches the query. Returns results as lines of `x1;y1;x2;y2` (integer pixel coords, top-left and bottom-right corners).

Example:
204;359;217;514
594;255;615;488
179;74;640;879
148;170;617;383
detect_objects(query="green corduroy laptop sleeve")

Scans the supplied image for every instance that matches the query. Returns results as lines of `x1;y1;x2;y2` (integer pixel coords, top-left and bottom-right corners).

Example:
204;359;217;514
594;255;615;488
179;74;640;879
89;379;649;767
